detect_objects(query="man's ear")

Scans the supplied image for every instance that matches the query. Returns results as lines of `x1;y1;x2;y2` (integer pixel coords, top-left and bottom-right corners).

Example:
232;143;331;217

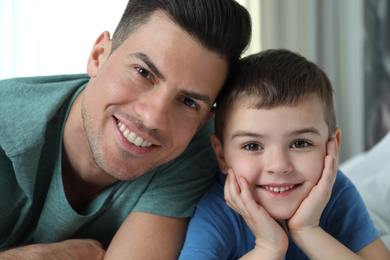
211;133;229;174
196;110;215;132
87;31;112;78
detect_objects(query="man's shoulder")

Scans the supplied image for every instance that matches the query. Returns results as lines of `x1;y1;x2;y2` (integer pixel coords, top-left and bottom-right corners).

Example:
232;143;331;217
0;73;89;84
0;74;89;104
0;74;89;156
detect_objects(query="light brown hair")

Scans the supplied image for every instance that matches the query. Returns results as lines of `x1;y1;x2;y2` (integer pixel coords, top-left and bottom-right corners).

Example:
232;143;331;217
214;49;336;143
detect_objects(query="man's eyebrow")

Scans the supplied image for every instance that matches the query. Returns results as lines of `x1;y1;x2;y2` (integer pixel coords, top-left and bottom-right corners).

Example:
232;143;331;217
182;90;212;109
129;52;166;81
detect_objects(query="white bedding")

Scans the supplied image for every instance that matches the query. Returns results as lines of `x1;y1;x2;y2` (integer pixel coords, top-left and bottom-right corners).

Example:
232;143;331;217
340;131;390;249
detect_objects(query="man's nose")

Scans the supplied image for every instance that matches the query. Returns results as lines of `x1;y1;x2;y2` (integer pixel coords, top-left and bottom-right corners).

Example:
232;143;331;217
134;85;171;130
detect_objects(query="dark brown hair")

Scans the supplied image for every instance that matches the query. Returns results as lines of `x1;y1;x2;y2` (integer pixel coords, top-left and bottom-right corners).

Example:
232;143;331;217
111;0;251;63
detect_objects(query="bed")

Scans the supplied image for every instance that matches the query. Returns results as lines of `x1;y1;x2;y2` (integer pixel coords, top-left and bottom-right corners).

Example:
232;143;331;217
340;131;390;249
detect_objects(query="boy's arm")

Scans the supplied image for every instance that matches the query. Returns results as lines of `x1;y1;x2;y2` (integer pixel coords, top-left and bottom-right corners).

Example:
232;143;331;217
225;170;288;260
105;211;188;260
289;139;390;259
239;247;285;260
357;238;390;259
291;228;390;260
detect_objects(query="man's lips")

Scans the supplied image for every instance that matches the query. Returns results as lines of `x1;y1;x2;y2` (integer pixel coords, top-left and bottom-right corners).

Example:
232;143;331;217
116;119;154;148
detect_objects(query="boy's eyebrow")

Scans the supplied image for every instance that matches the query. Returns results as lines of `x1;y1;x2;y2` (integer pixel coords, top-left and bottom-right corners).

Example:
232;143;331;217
129;52;166;81
231;131;263;140
288;127;321;137
231;127;321;140
128;52;212;109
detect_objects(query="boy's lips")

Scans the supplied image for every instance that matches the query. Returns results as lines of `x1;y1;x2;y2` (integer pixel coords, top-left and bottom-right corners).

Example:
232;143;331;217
116;119;155;148
262;185;294;193
258;183;301;194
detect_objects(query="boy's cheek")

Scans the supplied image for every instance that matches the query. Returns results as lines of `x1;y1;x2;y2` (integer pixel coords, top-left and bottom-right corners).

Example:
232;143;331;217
305;160;324;184
230;159;260;183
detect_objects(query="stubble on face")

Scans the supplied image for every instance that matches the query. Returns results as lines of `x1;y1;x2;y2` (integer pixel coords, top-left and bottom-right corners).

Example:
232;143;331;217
77;12;228;183
81;94;161;181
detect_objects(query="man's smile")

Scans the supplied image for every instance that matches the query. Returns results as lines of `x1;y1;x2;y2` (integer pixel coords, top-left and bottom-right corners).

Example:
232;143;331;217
117;120;154;147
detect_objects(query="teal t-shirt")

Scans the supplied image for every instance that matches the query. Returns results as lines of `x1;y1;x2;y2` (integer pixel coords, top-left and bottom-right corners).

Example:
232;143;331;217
0;74;218;249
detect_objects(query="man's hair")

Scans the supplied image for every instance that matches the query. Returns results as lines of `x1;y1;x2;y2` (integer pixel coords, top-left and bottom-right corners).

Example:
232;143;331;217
111;0;251;63
214;49;336;143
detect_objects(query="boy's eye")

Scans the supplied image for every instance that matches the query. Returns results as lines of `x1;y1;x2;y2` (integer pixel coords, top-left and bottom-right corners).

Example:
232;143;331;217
291;140;310;148
136;67;152;80
243;143;262;151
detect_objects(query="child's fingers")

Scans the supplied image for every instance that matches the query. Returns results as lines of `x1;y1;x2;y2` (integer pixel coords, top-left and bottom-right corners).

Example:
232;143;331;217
317;153;336;202
224;169;260;219
238;177;264;216
237;177;255;206
326;137;339;177
289;139;339;231
313;138;338;203
319;139;338;199
224;168;244;209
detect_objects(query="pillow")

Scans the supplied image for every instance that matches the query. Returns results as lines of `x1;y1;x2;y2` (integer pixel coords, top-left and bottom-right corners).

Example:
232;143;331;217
340;131;390;249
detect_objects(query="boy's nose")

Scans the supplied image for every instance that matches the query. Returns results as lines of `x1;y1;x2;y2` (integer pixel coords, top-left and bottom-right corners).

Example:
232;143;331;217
264;148;293;175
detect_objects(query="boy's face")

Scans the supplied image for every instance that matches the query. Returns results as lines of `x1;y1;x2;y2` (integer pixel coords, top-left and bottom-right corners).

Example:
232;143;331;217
81;11;228;181
213;95;340;220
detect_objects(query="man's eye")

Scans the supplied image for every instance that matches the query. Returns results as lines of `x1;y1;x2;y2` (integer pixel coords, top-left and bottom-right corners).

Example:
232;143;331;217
243;143;262;151
291;140;310;148
136;67;152;80
181;97;198;109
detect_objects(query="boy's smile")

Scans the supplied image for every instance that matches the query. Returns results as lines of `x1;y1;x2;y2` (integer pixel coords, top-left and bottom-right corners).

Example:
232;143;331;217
216;95;336;220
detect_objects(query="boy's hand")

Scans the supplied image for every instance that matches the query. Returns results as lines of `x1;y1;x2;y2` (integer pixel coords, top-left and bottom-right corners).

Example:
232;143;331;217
224;169;288;257
288;138;339;237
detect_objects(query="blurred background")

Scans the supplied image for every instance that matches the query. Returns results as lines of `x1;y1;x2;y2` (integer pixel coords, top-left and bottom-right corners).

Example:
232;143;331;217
1;0;389;162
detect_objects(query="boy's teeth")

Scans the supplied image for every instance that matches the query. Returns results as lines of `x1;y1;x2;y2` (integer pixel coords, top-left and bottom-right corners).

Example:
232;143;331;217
264;185;294;193
117;121;153;147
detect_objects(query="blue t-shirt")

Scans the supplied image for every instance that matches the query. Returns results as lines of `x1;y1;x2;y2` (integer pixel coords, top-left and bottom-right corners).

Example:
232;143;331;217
179;170;380;259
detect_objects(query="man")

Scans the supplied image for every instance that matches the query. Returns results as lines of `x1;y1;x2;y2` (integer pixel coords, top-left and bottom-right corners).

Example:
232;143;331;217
0;0;251;259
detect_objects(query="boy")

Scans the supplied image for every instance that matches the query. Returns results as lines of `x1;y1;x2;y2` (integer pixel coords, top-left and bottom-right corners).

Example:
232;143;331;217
179;49;390;259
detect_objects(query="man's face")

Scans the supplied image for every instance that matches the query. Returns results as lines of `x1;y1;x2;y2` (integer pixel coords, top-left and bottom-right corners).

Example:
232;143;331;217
82;11;228;181
218;95;335;220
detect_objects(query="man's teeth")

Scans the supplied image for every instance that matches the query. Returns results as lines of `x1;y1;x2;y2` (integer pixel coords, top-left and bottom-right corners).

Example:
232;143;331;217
117;121;153;147
264;185;294;193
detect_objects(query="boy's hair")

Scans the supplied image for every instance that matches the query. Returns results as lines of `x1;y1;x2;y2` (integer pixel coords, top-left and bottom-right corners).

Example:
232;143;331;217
111;0;251;63
214;49;336;143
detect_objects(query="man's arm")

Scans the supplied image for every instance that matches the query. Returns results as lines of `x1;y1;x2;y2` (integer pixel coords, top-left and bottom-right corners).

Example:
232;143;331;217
105;211;188;259
0;239;105;260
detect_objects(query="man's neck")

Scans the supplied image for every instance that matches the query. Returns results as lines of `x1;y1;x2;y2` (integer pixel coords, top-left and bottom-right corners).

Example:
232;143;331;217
61;89;117;212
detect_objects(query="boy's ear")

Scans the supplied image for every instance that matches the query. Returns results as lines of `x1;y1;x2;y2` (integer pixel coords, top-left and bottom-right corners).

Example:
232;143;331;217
196;110;215;132
333;128;342;150
211;133;229;174
87;31;112;78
